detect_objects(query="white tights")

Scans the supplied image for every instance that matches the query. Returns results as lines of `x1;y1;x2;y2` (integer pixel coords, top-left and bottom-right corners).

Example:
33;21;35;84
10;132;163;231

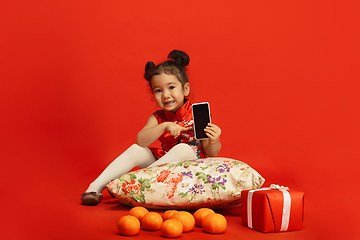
85;143;197;194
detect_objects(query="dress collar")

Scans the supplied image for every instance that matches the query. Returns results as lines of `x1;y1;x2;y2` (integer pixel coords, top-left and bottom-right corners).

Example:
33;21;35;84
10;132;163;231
164;98;191;122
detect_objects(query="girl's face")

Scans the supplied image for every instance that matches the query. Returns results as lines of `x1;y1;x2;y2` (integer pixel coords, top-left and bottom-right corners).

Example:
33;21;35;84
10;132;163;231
151;73;190;113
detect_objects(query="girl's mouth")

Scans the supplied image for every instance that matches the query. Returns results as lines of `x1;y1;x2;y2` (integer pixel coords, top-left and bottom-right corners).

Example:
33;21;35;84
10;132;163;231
163;100;175;105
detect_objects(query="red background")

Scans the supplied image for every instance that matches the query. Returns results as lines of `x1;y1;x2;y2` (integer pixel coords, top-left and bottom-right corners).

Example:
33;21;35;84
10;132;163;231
1;1;359;239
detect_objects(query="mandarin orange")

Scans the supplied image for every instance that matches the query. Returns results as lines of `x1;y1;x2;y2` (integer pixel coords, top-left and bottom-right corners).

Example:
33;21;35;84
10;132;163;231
161;219;183;238
117;215;140;236
141;212;163;231
171;211;195;232
202;213;227;234
128;206;149;222
194;208;215;227
163;210;178;221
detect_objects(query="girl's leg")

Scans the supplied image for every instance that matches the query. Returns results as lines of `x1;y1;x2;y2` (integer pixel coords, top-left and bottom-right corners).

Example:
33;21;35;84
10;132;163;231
81;143;195;205
147;143;197;168
85;144;156;194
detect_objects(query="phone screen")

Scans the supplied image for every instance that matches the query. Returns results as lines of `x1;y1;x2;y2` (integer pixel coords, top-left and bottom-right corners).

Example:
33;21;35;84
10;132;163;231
192;102;211;140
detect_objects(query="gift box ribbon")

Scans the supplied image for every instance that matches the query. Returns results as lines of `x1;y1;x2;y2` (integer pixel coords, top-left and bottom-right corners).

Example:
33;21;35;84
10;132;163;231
247;184;291;231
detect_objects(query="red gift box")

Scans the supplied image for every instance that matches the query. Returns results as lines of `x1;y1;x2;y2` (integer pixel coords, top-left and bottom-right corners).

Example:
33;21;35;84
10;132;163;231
241;184;304;233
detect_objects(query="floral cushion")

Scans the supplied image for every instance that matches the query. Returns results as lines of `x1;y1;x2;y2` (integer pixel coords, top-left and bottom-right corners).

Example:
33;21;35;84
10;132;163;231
106;157;265;210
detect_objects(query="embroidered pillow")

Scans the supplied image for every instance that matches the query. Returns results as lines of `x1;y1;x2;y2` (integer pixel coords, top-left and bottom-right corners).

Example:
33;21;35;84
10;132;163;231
106;157;265;210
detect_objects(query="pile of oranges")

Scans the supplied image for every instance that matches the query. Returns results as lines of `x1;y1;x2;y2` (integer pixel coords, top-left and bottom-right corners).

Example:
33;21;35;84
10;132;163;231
117;206;227;237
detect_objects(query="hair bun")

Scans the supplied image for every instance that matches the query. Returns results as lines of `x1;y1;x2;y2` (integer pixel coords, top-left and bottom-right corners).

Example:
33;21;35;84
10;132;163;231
168;50;189;67
144;61;155;81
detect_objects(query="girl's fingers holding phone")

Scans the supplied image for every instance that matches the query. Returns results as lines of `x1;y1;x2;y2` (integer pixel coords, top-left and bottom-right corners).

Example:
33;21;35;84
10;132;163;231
205;133;220;144
205;132;214;139
207;123;221;131
206;126;221;136
205;129;218;139
204;127;215;135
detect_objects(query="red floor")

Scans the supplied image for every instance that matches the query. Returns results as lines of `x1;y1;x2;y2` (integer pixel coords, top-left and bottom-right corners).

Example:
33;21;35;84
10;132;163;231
2;192;316;240
1;117;359;240
1;159;354;240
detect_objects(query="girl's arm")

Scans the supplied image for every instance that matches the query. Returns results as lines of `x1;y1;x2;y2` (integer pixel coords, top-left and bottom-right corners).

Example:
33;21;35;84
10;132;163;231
201;123;222;157
136;114;191;147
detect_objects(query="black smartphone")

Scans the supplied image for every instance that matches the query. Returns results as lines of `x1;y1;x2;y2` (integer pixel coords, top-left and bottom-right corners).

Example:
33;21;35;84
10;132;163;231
192;102;211;140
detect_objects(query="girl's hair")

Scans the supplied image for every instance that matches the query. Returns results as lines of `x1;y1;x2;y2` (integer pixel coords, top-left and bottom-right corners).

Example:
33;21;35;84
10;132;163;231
144;50;190;88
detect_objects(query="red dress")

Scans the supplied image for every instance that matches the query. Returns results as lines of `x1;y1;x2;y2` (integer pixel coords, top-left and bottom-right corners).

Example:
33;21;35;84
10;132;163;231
149;99;207;159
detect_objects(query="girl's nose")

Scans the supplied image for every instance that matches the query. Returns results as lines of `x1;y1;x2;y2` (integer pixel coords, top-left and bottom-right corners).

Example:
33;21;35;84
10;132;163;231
162;90;170;98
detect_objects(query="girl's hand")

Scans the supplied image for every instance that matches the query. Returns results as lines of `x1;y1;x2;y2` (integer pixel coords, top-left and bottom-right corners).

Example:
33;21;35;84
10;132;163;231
204;123;221;144
166;122;191;138
202;123;222;157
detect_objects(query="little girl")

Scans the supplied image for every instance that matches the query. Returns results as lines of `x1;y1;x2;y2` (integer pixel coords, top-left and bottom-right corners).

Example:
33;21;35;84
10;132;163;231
81;50;222;205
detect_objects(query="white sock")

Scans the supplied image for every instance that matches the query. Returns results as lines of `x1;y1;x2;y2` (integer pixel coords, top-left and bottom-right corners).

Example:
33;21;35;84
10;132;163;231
85;144;156;193
85;143;198;194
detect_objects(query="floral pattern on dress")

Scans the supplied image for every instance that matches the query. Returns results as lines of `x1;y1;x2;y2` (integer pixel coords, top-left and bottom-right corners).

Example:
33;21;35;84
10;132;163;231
106;157;265;210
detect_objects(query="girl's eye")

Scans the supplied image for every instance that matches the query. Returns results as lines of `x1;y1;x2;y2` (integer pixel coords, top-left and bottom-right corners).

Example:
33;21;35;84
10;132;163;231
169;86;175;90
154;89;161;93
